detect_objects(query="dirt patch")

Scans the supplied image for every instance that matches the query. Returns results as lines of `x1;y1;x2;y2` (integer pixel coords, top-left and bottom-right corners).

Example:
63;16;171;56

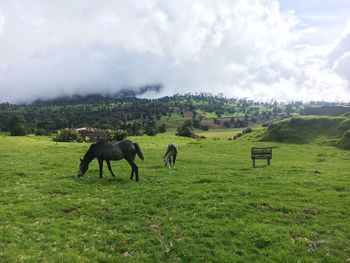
62;207;81;214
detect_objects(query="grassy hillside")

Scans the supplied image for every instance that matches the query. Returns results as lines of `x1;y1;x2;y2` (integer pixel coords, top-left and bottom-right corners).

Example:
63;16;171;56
260;116;350;149
0;131;349;261
336;130;350;150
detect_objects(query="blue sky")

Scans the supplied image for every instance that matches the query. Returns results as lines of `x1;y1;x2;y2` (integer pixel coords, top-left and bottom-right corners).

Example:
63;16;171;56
280;0;350;42
281;0;350;11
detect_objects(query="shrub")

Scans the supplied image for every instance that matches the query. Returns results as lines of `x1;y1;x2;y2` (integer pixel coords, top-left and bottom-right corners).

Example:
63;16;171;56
176;126;194;138
35;128;50;136
176;121;195;138
232;128;254;140
158;124;167;133
233;133;242;140
242;127;253;134
10;124;29;136
194;135;207;139
54;129;82;142
106;130;128;141
115;130;128;141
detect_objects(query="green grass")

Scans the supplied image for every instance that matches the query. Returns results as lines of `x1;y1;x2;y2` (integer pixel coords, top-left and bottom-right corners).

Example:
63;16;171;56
336;130;350;149
0;131;349;262
159;115;187;128
196;128;244;139
197;110;245;119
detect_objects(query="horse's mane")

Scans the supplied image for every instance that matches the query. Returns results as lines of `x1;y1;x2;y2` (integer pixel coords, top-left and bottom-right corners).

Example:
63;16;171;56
83;144;96;162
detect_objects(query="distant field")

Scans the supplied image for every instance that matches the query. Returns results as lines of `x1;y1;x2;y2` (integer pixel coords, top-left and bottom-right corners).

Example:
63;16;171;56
196;127;244;139
0;130;349;262
159;115;187;128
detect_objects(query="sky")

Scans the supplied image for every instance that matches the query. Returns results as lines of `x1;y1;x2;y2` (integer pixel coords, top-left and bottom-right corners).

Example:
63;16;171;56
0;0;350;103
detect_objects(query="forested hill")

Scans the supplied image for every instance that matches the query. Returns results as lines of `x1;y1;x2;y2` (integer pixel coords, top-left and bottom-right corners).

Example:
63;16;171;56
0;93;349;136
30;85;163;106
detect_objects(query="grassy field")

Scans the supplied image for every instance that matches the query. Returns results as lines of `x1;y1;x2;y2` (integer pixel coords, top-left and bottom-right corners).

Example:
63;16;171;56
159;115;187;129
0;130;349;262
196;127;243;139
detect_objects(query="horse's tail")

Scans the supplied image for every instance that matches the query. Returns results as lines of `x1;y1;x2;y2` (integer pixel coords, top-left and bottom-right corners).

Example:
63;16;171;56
174;145;178;154
134;143;144;160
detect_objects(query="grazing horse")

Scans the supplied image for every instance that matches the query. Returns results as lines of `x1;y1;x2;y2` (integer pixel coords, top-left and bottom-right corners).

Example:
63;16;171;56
78;140;144;181
164;144;178;168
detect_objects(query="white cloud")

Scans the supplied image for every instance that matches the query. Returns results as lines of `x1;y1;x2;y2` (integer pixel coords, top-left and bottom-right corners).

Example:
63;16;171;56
332;52;350;81
0;0;349;102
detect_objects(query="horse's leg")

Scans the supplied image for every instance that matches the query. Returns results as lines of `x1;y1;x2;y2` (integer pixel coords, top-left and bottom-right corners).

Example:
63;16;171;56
127;159;139;182
126;158;134;180
106;160;116;177
134;162;139;182
173;153;177;168
165;157;169;167
98;158;104;178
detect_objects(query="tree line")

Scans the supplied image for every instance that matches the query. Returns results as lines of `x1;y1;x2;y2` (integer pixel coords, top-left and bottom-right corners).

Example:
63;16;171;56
1;93;334;137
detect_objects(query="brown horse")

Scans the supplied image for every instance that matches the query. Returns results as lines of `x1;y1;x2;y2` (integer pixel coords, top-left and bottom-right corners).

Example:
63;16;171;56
78;140;144;181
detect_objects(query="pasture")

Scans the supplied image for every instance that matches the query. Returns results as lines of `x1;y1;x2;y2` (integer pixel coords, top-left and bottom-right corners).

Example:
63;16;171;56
0;130;349;262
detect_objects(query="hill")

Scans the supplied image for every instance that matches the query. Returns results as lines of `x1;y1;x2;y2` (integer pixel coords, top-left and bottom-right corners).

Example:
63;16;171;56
0;94;293;134
260;116;350;149
1;93;349;137
301;105;350;116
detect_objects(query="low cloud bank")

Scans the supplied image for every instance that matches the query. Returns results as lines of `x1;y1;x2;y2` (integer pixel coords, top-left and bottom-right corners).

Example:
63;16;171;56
0;0;349;103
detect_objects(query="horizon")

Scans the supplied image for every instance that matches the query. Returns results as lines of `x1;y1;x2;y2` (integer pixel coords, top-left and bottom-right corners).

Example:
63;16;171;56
4;91;350;106
0;1;350;103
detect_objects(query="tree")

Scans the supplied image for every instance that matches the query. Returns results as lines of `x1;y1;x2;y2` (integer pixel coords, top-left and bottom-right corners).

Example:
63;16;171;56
158;124;167;133
286;104;293;116
8;113;29;136
143;117;158;136
176;120;195;138
128;122;142;136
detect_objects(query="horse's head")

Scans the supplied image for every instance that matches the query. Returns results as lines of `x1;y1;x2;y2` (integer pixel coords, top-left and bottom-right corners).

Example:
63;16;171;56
78;158;89;177
164;157;170;167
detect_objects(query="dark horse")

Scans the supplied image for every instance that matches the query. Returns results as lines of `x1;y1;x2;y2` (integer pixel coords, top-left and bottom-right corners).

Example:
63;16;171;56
78;140;144;181
164;144;178;168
